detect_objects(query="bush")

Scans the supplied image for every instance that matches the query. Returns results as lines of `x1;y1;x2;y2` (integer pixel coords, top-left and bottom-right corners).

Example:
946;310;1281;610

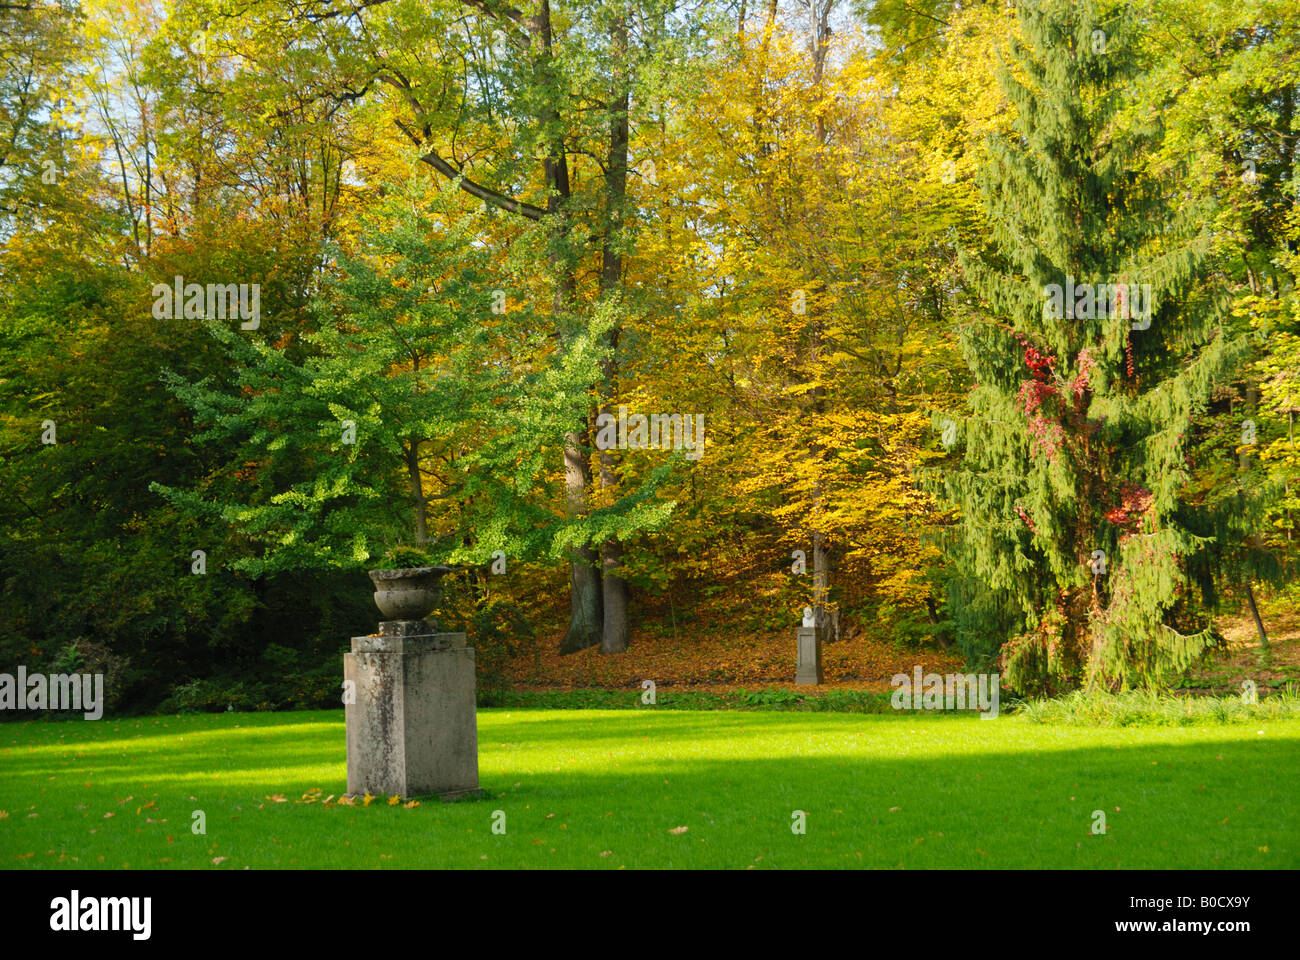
48;638;132;714
157;660;343;713
158;678;268;713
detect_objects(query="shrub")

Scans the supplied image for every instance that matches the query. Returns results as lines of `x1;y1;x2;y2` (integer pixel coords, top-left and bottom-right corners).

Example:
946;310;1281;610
1014;685;1300;726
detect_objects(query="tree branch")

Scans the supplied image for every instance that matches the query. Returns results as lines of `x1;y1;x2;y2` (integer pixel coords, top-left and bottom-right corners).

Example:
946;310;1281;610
392;118;545;221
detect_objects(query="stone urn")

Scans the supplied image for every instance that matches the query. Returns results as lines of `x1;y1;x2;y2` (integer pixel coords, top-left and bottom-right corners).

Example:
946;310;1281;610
367;566;451;622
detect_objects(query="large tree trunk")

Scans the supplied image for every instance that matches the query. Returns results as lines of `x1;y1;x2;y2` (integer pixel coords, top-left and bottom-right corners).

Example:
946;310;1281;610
598;6;631;654
524;0;602;654
560;424;603;653
600;539;629;652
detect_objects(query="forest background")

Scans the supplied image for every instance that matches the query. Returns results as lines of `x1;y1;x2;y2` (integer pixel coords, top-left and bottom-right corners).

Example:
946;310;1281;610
2;0;1297;713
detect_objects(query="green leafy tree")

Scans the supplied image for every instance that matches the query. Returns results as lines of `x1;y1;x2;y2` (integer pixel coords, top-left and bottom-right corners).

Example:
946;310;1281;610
153;179;672;580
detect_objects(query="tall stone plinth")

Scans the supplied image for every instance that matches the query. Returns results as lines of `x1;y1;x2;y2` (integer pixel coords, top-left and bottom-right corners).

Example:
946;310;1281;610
795;626;824;685
344;621;479;799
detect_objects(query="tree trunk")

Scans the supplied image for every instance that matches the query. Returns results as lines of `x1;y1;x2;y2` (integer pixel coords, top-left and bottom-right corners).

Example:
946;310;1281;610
1240;385;1268;650
560;427;603;653
812;527;831;633
807;2;835;636
525;0;602;654
1245;581;1269;650
405;441;427;545
598;6;631;655
601;539;629;653
925;594;951;650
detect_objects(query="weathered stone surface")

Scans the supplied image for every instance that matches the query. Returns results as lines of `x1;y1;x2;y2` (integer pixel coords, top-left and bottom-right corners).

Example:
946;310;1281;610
378;618;445;638
353;631;464;653
367;566;450;622
795;625;824;685
344;631;478;798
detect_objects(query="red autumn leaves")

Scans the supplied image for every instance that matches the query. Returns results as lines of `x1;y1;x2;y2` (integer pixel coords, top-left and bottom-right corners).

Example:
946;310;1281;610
1015;334;1067;460
1012;337;1150;536
1105;482;1153;530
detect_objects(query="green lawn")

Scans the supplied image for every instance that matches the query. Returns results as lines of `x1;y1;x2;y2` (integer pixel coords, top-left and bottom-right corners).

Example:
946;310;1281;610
2;709;1297;868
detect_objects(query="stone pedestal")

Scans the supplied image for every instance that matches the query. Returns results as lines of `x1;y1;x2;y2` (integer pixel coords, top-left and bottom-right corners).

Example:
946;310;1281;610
344;619;479;799
795;626;824;685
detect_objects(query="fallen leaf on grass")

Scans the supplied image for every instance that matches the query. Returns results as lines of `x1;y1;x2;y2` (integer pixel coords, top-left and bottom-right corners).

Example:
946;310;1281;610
668;826;688;835
212;857;227;865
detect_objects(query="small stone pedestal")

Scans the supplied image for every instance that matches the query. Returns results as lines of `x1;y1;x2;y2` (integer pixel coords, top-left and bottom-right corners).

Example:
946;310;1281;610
795;626;824;685
344;619;479;799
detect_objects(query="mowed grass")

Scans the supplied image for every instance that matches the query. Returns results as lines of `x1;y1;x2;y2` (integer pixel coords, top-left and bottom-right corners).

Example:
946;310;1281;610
2;709;1297;869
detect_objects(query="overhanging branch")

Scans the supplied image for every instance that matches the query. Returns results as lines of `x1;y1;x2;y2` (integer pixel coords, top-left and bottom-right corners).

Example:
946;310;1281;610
393;117;545;220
